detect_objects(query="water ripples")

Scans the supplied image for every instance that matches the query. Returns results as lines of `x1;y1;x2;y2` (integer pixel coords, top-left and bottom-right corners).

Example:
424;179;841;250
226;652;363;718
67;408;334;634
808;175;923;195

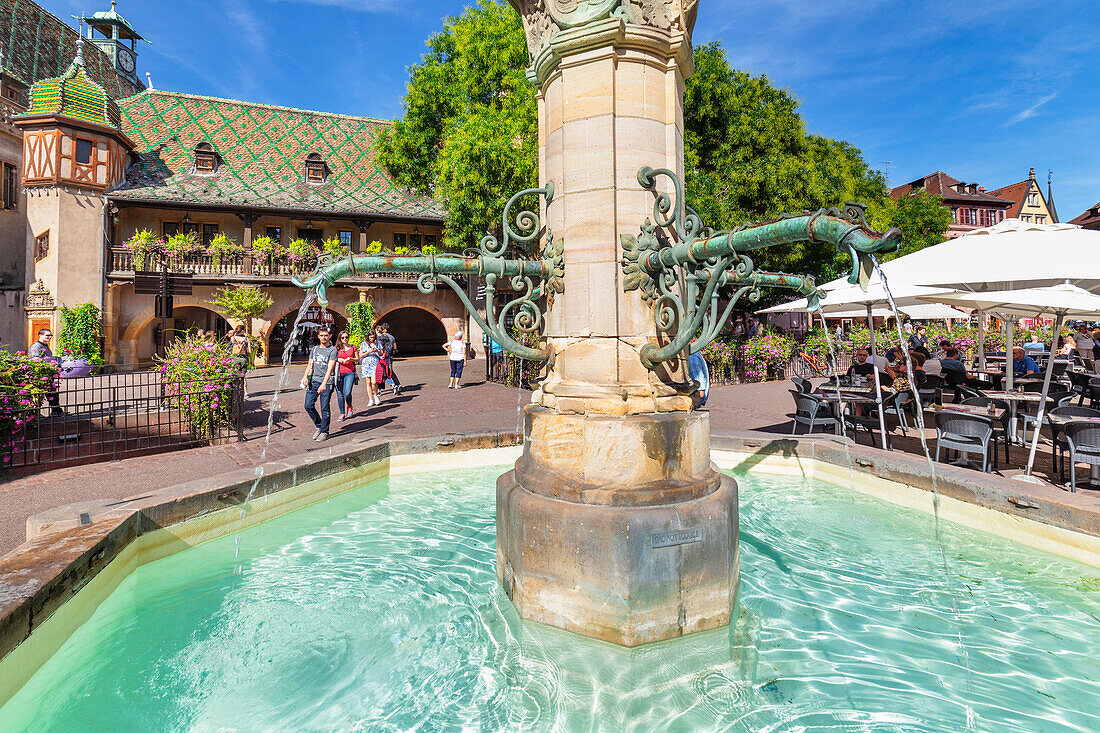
1;467;1099;732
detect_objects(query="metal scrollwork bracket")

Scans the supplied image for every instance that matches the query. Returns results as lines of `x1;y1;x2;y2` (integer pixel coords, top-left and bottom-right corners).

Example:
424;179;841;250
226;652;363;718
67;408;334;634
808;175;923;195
292;182;562;366
622;166;901;369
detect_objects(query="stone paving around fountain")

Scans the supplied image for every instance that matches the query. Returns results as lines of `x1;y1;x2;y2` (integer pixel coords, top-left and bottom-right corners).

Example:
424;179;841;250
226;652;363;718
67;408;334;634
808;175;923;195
0;361;1094;558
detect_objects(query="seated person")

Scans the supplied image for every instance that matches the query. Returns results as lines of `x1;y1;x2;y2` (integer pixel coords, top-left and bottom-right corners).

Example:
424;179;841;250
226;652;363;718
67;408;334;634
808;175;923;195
847;349;895;387
907;350;927;387
939;347;969;376
1012;346;1040;378
885;342;907;365
933;339;953;359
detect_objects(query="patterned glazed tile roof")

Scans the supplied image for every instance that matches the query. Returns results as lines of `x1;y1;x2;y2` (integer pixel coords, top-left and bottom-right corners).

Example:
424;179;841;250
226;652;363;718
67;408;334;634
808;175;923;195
0;0;142;98
112;91;446;221
24;58;121;128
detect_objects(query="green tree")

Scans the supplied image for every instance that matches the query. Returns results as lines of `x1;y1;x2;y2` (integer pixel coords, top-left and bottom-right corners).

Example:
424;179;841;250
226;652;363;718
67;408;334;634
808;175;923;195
208;285;273;337
684;43;889;283
378;1;535;251
877;190;952;260
57;303;103;364
346;300;377;346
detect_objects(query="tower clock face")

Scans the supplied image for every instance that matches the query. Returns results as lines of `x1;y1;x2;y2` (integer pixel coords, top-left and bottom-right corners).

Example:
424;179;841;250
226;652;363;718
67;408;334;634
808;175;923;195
117;47;135;74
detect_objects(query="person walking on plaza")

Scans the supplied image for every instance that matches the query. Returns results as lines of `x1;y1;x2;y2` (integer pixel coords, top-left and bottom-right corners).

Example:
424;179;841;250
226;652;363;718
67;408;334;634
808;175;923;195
229;326;253;398
358;331;383;407
300;327;338;441
445;330;467;389
334;331;358;421
377;322;402;395
28;328;64;417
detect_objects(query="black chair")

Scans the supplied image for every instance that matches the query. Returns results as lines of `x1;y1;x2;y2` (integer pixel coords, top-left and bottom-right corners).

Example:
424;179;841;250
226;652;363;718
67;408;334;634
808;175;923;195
1063;421;1100;492
960;397;1010;465
957;384;987;402
943;370;969;402
789;390;840;435
1017;390;1075;445
790;376;812;394
1088;378;1100;408
884;389;918;434
935;411;996;473
1022;380;1047;393
1050;406;1100;480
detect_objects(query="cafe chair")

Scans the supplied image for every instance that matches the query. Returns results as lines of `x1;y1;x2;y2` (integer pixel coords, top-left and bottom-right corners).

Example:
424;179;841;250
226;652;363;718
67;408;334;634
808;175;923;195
884;389;918;434
956;384;987;402
1063;421;1100;493
1017;390;1075;445
789;390;840;435
1088;378;1100;409
1050;406;1100;481
790;376;812;394
961;397;1011;464
935;411;996;473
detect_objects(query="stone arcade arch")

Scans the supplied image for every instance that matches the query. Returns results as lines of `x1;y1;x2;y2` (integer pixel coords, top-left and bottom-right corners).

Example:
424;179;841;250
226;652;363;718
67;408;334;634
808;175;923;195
118;298;232;365
376;306;448;356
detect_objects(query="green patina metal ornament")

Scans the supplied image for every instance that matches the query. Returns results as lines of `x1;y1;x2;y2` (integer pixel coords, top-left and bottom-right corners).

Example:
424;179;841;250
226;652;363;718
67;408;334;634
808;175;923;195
293;183;561;364
621;166;901;369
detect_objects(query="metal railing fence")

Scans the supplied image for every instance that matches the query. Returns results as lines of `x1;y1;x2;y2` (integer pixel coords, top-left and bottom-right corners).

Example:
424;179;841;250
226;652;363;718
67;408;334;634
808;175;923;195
1;369;243;474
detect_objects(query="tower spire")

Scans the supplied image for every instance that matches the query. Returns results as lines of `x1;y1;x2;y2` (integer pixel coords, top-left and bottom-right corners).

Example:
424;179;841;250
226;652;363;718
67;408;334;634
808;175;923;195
1047;170;1059;223
75;16;86;67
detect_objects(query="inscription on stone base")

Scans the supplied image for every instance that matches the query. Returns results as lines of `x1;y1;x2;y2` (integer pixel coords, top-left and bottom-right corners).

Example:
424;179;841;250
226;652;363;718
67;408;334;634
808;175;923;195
651;527;702;548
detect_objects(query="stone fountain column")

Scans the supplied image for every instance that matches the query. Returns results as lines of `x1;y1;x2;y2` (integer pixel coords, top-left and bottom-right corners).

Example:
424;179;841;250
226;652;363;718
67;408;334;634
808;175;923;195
497;1;737;647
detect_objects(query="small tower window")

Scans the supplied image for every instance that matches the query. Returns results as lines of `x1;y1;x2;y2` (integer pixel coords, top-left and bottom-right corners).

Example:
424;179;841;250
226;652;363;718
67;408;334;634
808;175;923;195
194;143;219;174
34;230;49;262
75;139;94;165
304;153;328;184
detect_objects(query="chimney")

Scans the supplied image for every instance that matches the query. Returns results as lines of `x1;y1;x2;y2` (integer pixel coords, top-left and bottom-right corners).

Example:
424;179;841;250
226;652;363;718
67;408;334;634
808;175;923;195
978;186;985;193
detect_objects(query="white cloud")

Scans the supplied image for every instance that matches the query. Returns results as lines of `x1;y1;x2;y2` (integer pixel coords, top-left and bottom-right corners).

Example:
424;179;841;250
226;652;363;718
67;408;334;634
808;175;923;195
1006;93;1058;125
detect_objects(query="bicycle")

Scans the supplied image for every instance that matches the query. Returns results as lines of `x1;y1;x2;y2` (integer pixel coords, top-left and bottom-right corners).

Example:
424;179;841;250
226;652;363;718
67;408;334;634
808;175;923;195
798;351;830;377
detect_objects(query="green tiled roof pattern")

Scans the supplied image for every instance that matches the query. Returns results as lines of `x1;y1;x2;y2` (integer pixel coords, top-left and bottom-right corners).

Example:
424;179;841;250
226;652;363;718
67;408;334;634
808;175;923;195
0;0;142;98
113;91;446;221
26;62;122;128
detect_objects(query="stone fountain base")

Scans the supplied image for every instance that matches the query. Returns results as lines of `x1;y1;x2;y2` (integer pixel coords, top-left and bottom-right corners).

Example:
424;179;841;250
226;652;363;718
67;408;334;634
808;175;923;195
496;406;739;647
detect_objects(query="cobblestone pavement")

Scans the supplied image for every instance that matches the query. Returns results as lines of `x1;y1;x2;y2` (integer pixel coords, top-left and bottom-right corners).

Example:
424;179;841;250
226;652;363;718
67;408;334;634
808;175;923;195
0;368;1083;556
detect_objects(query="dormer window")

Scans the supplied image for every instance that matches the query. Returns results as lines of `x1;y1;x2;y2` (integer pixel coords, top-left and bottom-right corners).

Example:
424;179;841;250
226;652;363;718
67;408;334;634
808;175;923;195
194;143;218;174
304;153;328;184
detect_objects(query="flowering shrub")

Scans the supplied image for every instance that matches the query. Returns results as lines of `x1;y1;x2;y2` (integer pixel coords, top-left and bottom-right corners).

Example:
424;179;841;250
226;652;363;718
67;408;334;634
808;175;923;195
364;240;383;254
157;336;242;438
0;349;59;468
321;237;350;259
124;229;166;271
287;238;320;272
249;235;281;274
741;329;796;383
208;233;245;267
165;231;202;261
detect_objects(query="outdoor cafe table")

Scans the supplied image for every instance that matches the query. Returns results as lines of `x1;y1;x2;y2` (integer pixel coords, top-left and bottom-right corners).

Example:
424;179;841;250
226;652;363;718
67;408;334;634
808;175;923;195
968;390;1044;443
933;403;1007;422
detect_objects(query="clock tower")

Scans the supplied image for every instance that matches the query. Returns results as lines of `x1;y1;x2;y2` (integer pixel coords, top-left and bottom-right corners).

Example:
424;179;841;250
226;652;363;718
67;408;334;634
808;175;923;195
79;2;143;87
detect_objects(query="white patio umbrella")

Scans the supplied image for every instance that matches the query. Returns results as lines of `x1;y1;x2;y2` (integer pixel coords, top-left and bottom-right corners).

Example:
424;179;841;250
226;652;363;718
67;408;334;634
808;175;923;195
819;303;968;320
921;282;1100;480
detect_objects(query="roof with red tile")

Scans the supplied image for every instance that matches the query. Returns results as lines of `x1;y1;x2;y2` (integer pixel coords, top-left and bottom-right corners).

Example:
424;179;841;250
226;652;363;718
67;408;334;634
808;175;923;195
1069;202;1100;230
987;180;1031;216
890;171;1014;207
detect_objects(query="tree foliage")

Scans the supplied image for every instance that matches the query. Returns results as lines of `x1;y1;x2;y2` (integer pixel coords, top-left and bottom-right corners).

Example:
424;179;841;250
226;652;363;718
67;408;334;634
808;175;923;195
378;1;536;251
873;190;953;261
208;285;273;334
57;303;104;364
380;5;894;282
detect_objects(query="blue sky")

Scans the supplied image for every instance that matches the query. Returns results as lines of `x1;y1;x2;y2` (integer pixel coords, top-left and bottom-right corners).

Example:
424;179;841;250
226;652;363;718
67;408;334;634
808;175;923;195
46;0;1100;218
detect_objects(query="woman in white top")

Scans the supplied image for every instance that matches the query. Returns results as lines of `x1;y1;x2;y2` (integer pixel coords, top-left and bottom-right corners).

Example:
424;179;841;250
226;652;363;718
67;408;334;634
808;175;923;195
445;330;467;389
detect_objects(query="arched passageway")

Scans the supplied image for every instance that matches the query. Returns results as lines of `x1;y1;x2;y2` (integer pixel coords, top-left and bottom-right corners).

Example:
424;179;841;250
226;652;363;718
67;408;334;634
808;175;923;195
134;306;230;359
380;307;448;355
268;306;348;362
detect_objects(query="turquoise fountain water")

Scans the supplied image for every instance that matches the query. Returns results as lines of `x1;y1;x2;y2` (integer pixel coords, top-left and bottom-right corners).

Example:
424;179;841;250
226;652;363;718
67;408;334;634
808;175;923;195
2;465;1098;732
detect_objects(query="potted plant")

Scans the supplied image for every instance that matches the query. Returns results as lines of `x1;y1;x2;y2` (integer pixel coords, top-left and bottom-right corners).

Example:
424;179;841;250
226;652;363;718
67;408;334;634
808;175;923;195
250;235;281;275
124;229;165;271
56;303;104;378
321;237;350;259
208;233;245;269
287;238;319;274
165;230;202;263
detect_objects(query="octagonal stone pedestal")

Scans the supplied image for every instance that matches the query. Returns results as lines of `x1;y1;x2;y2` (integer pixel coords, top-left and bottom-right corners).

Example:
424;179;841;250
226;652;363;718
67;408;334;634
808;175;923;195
497;406;739;647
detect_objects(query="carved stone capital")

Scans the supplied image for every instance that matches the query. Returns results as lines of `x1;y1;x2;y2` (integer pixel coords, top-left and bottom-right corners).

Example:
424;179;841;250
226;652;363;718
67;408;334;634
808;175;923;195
24;279;56;316
509;0;698;79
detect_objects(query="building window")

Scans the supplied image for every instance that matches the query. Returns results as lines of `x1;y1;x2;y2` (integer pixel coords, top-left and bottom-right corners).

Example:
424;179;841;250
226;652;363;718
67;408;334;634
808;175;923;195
1;80;26;106
194;143;218;174
34;230;49;261
1027;192;1039;206
393;232;407;248
266;226;281;242
74;139;94;165
162;221;179;238
338;229;353;248
950;207;958;223
2;163;15;209
202;223;218;247
1037;215;1046;224
424;234;437;248
966;209;977;226
304;153;327;184
297;228;322;244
